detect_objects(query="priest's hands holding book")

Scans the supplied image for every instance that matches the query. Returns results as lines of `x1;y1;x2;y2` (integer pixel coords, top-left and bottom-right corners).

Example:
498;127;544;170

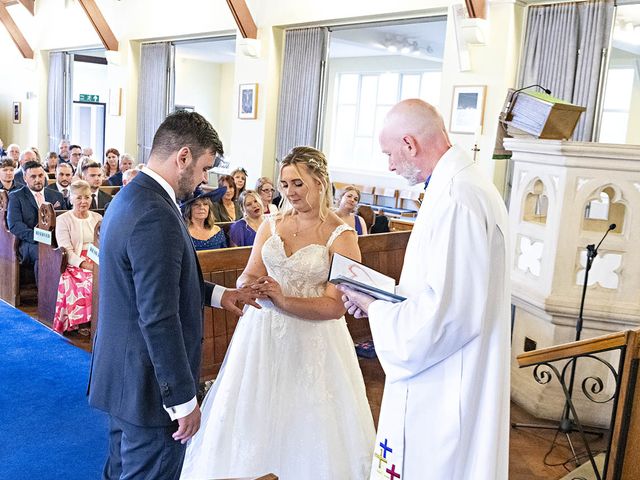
338;285;376;319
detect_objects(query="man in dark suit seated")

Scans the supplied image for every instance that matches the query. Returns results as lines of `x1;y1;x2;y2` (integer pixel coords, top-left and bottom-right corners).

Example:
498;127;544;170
7;161;64;277
81;160;112;208
45;162;73;210
88;111;262;480
12;149;38;187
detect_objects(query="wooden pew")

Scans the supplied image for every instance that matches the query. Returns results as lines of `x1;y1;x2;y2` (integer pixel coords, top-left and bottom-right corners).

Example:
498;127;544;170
36;204;68;328
0;190;19;305
91;230;410;381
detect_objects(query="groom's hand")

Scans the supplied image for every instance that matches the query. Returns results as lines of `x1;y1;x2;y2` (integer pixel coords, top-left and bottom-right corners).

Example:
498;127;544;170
173;405;201;444
221;287;263;316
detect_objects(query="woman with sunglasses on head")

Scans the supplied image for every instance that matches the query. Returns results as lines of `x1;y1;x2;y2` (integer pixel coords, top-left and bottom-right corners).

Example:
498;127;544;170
231;167;248;197
211;174;242;222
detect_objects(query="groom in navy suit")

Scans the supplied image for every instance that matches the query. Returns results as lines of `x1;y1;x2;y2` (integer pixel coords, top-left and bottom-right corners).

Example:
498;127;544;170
89;111;261;480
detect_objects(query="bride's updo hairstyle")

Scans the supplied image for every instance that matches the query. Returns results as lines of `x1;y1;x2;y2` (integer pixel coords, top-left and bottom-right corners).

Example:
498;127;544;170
279;146;332;221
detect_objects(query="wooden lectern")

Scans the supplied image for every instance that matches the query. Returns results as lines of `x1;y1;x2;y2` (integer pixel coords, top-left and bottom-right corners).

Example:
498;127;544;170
505;90;586;140
518;329;640;479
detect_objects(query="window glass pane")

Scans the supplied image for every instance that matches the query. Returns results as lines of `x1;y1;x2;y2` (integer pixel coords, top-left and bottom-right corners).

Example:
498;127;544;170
401;74;421;99
603;69;635;110
599;111;629;144
331;105;356;164
420;72;441;105
353;137;373;167
377;73;400;104
338;74;359;104
357;76;378;136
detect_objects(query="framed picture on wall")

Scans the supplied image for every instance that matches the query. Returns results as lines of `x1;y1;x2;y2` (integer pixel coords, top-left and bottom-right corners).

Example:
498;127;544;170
12;102;21;124
238;83;258;119
449;85;486;134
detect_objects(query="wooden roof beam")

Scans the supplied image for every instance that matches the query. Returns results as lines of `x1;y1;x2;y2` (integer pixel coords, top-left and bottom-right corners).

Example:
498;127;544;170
0;2;33;58
77;0;118;51
465;0;486;19
226;0;257;39
17;0;34;15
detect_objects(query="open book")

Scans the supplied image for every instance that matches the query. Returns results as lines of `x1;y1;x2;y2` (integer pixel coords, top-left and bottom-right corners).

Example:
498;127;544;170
328;253;405;303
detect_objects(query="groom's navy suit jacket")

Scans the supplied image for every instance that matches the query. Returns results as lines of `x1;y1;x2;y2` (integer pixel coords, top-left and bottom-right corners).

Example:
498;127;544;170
88;172;214;427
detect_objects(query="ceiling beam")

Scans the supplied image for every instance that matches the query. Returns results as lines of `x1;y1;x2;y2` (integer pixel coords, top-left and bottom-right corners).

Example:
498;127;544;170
226;0;257;39
0;3;33;58
17;0;34;15
77;0;118;51
465;0;486;19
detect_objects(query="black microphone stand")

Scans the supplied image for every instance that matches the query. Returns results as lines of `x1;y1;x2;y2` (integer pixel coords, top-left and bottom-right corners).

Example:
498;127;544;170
512;224;616;466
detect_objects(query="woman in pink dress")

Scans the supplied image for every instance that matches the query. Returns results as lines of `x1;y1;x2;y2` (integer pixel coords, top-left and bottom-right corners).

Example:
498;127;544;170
52;180;102;335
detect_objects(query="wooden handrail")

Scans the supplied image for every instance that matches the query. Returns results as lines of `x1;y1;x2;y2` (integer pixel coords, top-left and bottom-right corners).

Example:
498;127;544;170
517;330;631;368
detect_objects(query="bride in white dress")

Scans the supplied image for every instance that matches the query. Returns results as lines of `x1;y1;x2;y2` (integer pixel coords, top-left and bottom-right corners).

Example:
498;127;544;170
180;146;375;480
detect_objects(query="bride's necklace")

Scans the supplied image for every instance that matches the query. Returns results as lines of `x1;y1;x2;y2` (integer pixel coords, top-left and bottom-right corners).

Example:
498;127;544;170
293;216;323;237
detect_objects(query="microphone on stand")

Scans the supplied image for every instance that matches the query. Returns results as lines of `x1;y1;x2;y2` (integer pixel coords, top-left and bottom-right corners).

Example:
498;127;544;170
503;84;552;121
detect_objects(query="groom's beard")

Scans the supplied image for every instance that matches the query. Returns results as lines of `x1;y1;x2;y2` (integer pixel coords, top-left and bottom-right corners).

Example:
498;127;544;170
176;165;196;202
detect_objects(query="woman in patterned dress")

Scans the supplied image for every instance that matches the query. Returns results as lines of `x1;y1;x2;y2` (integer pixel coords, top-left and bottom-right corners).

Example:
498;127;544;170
52;180;102;335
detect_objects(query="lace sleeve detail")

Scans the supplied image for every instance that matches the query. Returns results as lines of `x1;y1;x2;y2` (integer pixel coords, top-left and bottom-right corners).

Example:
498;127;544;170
268;215;277;235
326;224;355;249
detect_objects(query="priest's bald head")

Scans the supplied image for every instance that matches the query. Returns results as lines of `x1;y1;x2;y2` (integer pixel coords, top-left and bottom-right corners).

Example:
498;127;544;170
379;99;452;185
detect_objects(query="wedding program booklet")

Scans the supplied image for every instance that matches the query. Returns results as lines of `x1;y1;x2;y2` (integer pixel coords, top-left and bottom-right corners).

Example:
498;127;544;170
329;253;406;303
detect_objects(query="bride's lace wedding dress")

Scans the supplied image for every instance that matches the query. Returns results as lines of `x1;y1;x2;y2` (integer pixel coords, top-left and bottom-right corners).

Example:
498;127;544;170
180;222;375;480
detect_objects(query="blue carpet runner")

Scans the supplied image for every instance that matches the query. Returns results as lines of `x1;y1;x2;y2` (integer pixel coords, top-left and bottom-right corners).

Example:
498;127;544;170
0;300;108;479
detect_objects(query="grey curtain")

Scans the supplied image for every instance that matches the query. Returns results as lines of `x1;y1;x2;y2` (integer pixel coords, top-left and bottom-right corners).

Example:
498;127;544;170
275;27;328;162
137;42;174;164
47;51;72;151
519;0;614;141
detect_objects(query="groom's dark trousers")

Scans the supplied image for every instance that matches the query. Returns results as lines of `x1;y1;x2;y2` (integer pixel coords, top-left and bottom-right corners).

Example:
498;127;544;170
88;172;215;479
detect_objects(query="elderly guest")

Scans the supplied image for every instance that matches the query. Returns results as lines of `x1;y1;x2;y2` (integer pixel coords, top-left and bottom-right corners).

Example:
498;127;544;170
183;197;227;250
255;176;278;215
335;185;368;235
52;180;102;335
211;174;241;222
229;190;264;247
0;158;18;192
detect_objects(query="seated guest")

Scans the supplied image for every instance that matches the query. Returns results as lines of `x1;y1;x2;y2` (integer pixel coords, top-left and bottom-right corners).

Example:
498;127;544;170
102;148;120;184
122;167;139;186
7;143;20;164
44;151;58;173
231;167;248;197
7;161;65;277
335;185;368;235
229;190;264;247
57;139;70;163
13;149;38;186
0;138;5;157
0;157;18;192
46;163;73;209
255;176;279;215
81;160;112;208
68;144;83;172
183;196;227;250
30;147;42;164
82;146;94;158
211;174;241;222
52;180;102;336
108;153;134;186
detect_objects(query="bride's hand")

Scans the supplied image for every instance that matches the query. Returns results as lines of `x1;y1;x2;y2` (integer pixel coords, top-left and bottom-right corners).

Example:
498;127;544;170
252;276;285;308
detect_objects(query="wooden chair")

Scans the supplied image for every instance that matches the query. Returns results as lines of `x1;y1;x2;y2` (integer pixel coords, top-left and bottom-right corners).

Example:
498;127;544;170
100;185;121;196
37;203;68;328
0;190;19;305
357;205;374;233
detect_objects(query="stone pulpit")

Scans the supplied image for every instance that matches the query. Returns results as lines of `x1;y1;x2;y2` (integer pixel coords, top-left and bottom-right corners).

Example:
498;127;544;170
505;138;640;425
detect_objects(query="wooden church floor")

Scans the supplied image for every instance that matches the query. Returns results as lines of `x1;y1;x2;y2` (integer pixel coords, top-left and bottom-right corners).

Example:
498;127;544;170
20;301;608;479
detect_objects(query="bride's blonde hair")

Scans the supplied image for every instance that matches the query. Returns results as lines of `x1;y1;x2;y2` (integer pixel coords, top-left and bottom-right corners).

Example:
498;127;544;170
279;146;332;220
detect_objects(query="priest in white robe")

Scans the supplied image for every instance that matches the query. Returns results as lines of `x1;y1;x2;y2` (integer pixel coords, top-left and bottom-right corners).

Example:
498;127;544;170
340;99;511;480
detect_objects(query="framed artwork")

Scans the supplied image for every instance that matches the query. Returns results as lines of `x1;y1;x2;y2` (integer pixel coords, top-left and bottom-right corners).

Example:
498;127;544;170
449;85;486;134
238;83;258;119
13;102;21;124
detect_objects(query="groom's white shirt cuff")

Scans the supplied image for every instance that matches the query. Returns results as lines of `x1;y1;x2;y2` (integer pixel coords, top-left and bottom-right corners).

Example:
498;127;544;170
162;287;226;420
164;397;197;420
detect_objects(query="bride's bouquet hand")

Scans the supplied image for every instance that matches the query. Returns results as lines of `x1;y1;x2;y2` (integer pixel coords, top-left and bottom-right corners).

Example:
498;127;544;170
252;276;285;309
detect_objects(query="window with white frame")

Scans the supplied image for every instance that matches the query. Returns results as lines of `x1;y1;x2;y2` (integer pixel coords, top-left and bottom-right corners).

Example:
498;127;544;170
598;67;635;144
330;70;441;172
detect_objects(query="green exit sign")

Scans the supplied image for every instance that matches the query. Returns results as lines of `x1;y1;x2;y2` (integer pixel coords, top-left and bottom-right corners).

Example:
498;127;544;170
79;94;100;102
